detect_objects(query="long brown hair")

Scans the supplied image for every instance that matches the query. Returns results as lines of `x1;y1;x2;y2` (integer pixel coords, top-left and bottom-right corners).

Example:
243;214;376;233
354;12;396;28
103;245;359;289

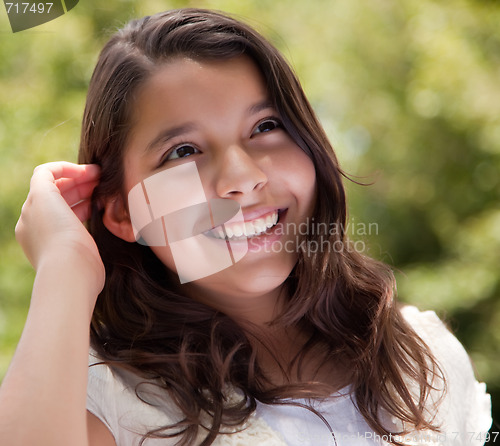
79;9;444;445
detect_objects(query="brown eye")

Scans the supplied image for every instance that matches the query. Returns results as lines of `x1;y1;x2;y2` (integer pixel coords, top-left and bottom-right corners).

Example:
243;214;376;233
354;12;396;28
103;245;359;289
253;118;282;135
166;145;199;161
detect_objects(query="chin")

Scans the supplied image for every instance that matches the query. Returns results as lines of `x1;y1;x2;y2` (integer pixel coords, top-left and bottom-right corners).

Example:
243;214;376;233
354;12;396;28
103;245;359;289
189;258;295;301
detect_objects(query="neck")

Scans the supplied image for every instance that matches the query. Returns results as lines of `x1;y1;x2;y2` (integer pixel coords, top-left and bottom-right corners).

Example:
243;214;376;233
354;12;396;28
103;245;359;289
182;281;351;393
183;281;286;326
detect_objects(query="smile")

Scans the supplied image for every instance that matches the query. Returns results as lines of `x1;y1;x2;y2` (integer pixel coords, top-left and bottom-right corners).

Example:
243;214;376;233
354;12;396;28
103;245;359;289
206;210;280;241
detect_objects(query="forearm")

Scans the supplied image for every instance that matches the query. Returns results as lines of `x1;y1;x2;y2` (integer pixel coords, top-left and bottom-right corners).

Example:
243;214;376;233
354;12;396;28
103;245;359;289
0;255;98;446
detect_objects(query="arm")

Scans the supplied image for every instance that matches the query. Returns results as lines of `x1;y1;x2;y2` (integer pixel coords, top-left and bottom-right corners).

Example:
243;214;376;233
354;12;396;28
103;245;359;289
0;162;107;446
88;411;117;446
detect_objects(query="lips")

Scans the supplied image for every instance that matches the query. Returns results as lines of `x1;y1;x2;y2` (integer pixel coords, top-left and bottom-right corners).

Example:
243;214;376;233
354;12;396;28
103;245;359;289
206;209;283;241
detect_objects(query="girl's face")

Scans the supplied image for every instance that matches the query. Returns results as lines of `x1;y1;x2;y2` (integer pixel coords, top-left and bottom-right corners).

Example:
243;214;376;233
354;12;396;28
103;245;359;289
116;56;316;314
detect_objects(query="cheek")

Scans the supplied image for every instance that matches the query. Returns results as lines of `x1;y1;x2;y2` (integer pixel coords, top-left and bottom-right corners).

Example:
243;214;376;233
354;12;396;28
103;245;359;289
278;147;317;210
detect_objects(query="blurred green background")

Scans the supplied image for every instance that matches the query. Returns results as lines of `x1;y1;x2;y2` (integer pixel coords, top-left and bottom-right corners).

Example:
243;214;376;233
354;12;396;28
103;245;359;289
1;0;498;434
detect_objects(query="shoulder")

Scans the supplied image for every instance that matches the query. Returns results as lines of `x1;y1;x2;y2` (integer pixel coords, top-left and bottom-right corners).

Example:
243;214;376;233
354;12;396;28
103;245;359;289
400;305;473;373
86;349;184;445
86;350;287;446
400;306;492;444
400;305;482;387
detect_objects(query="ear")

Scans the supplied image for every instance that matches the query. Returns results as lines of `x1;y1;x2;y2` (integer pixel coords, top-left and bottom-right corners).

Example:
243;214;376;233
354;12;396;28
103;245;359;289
102;195;136;243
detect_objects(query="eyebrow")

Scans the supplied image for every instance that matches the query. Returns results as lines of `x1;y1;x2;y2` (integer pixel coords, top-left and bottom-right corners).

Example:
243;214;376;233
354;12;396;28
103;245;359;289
247;99;274;116
143;123;197;156
143;99;274;156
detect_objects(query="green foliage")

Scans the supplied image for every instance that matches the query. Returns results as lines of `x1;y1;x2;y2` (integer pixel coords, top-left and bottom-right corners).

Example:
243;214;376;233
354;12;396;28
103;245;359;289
1;0;498;427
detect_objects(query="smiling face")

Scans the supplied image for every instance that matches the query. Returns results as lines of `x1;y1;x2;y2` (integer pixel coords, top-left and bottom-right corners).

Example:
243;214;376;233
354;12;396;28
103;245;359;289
111;56;316;317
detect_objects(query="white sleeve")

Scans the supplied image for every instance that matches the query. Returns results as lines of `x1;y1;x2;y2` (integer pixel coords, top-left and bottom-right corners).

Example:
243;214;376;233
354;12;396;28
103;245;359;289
86;350;184;446
401;306;492;445
86;352;120;440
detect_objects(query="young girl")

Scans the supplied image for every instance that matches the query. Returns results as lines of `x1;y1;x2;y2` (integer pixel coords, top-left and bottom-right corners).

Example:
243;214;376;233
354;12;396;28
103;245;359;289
0;8;492;446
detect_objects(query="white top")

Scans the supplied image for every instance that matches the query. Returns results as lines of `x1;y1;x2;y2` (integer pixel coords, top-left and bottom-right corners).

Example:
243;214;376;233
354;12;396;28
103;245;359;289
87;306;492;445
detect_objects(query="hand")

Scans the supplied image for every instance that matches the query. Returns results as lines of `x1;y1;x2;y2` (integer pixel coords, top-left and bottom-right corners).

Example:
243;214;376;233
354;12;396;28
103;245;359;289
15;162;105;296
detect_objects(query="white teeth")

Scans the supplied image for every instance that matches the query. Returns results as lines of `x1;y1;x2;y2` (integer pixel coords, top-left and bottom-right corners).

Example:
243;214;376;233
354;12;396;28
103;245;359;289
254;218;267;233
207;210;280;240
245;222;256;236
265;215;274;228
232;225;243;237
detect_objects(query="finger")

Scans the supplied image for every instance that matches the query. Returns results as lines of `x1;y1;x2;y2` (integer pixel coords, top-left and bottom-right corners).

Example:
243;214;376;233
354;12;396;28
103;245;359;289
55;175;100;194
71;198;93;222
54;177;77;193
60;179;100;207
31;162;100;188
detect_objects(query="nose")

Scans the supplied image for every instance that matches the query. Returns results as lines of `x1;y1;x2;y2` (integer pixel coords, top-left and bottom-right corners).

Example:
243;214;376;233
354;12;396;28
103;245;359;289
214;144;268;197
